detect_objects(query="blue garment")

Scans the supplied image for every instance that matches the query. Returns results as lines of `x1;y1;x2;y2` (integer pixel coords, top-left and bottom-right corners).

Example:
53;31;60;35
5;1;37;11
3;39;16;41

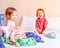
25;32;44;42
0;14;6;26
0;37;5;48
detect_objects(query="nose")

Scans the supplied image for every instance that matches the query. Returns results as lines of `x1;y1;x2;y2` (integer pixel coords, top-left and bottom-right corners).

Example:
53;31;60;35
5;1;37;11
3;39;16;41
39;14;42;17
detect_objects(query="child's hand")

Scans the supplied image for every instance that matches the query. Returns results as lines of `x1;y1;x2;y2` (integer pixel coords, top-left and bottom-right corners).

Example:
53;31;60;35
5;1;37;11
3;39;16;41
34;29;39;34
37;28;42;32
18;33;26;39
16;26;20;30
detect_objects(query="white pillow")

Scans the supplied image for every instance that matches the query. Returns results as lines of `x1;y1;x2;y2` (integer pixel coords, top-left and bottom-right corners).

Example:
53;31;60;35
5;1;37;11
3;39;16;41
46;16;60;30
20;16;37;32
20;16;60;33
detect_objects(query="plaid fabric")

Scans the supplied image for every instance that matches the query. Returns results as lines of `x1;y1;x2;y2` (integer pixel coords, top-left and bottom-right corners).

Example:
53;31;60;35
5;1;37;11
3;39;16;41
0;14;6;26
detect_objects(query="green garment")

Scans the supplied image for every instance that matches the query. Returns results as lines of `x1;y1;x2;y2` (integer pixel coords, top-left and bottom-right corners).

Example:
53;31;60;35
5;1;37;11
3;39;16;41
1;36;6;42
16;37;37;46
1;36;37;47
1;36;14;45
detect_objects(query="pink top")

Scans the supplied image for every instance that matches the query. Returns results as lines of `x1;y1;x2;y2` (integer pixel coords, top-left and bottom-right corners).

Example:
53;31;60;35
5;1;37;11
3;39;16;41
36;18;48;34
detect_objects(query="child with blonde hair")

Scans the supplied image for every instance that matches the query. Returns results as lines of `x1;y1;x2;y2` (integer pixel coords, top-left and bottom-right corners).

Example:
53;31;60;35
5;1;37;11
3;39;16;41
5;7;26;44
35;8;48;34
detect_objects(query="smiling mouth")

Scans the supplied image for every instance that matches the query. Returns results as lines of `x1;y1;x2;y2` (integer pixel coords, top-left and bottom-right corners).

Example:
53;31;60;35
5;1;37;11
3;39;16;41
39;15;42;17
40;15;42;17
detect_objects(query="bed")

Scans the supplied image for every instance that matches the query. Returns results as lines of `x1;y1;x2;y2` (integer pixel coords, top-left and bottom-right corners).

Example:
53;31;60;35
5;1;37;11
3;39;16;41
0;14;60;48
4;32;60;48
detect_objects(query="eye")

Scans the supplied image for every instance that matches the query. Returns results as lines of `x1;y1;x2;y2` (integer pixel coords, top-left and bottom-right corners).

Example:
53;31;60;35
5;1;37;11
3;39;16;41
15;15;17;16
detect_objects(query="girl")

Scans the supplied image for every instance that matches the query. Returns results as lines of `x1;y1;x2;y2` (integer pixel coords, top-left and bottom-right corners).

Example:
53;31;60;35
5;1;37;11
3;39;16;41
35;8;48;34
5;7;26;44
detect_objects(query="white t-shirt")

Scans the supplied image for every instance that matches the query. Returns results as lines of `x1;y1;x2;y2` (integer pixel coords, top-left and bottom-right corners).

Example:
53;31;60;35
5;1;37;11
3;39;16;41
6;20;16;30
7;20;15;26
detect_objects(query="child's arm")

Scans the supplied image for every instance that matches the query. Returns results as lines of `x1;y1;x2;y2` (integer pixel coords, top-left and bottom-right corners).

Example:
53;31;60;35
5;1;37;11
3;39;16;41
42;18;48;32
16;26;20;30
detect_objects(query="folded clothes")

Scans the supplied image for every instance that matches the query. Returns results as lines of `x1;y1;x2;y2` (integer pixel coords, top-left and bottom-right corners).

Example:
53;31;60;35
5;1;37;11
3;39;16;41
25;32;44;42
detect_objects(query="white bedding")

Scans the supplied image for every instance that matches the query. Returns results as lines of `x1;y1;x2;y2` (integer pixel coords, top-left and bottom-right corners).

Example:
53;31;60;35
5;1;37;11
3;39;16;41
3;16;60;48
4;32;60;48
41;33;60;48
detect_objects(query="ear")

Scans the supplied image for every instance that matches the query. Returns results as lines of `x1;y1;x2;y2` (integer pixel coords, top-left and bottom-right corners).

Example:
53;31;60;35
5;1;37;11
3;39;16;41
7;15;10;18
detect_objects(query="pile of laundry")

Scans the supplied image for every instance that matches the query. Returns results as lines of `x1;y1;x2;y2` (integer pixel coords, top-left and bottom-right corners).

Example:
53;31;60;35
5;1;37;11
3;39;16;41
1;32;44;47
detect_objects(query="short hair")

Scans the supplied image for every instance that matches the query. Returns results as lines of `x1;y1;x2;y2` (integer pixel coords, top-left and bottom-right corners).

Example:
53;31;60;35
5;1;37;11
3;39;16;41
5;7;16;18
36;8;45;17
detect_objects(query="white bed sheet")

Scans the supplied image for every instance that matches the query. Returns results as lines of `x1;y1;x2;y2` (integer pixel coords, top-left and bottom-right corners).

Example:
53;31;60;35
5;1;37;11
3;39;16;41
4;32;60;48
40;33;60;48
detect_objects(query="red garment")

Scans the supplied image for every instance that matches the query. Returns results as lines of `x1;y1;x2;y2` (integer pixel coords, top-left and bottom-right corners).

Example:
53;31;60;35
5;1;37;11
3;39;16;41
36;18;48;34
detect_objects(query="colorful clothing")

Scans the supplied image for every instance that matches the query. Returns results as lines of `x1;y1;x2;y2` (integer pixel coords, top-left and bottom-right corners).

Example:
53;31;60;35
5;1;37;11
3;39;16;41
1;26;11;38
1;36;36;47
0;37;5;48
25;32;44;42
45;32;56;39
0;14;6;26
36;18;48;34
16;37;36;46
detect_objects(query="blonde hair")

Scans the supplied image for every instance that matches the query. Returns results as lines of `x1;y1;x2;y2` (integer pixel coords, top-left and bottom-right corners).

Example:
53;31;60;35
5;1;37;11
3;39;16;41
36;8;45;17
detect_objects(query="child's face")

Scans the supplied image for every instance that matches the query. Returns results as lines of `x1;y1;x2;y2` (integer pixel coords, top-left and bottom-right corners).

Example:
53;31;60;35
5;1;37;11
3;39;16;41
10;11;17;21
37;10;44;19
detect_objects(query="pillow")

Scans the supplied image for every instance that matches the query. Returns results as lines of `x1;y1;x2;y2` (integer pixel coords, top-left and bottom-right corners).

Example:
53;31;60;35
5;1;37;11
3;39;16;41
0;14;6;26
20;16;37;32
43;16;60;34
46;16;60;30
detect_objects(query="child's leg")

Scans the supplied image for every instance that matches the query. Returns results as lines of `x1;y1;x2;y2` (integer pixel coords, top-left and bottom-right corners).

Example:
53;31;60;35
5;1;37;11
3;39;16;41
16;30;26;39
10;32;16;44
